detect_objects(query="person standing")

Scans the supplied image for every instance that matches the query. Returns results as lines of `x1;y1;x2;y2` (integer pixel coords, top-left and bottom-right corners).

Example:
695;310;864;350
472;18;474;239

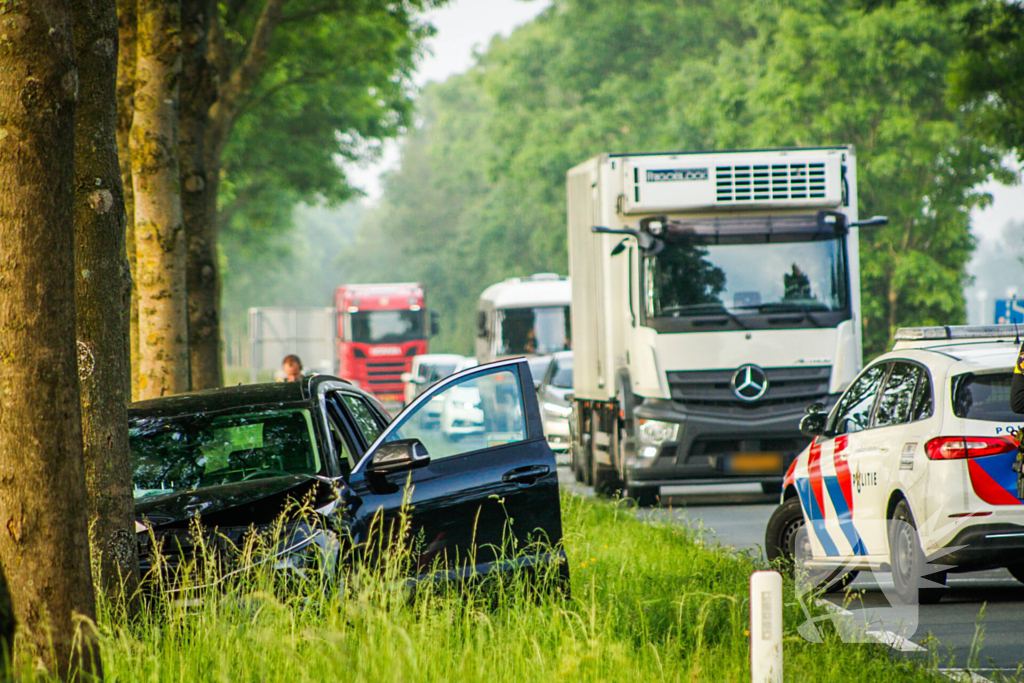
280;354;304;382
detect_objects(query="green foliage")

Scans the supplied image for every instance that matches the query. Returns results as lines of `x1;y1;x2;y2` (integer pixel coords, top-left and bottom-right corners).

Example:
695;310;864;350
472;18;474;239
346;0;1008;357
63;494;947;682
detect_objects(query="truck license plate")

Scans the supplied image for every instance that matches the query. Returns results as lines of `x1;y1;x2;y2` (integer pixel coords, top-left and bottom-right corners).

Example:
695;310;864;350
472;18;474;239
726;452;783;474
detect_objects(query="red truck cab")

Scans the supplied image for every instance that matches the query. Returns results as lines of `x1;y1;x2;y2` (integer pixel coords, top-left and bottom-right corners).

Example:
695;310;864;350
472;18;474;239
335;283;434;406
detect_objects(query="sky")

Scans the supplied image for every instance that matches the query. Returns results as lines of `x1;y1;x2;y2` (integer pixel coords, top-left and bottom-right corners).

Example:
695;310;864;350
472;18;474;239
344;0;1023;321
343;0;551;199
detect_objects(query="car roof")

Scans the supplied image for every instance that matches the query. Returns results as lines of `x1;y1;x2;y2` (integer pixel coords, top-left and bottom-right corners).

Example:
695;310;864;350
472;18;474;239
128;375;359;419
414;353;464;365
549;350;573;362
876;343;1018;376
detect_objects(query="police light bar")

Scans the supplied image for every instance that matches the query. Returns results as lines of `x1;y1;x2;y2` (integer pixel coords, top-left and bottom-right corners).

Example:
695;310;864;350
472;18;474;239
894;324;1022;341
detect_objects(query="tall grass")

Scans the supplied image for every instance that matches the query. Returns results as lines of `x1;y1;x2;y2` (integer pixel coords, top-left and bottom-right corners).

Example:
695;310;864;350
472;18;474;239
48;493;948;682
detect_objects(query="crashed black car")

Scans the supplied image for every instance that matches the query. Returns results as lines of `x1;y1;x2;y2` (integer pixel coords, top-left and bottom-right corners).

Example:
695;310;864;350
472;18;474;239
129;359;566;592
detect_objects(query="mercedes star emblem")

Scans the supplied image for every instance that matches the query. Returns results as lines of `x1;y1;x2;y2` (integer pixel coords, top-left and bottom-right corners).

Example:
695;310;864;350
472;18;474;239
732;364;768;401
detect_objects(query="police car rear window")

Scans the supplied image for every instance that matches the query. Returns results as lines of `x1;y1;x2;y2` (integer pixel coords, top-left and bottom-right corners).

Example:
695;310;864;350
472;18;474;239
952;373;1018;422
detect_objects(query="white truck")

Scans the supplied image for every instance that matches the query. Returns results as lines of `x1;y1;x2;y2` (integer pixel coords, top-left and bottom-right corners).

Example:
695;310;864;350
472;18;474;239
476;273;572;365
567;147;886;505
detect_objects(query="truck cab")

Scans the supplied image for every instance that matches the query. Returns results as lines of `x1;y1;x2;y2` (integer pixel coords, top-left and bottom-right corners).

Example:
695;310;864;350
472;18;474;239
567;147;874;504
475;273;572;365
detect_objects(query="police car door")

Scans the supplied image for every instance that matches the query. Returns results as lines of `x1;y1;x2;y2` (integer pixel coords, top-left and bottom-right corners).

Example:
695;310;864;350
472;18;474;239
805;362;888;560
852;361;931;556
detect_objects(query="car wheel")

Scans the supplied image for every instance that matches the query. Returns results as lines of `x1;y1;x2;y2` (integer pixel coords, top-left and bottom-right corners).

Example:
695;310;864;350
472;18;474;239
765;496;856;593
889;499;946;605
761;481;783;495
1006;564;1024;585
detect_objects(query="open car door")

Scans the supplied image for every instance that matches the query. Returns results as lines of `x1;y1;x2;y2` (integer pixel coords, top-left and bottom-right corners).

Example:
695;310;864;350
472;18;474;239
345;358;566;583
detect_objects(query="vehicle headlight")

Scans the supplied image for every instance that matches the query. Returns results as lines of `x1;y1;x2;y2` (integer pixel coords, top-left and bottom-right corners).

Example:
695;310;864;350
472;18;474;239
637;419;680;449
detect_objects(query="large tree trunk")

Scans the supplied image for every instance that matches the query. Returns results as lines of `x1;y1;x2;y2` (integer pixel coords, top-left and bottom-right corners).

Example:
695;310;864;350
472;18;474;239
116;0;140;400
132;0;190;400
73;0;142;614
0;1;102;677
182;0;222;390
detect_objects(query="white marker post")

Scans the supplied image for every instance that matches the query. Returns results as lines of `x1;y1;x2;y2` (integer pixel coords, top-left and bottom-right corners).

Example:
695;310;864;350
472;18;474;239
750;570;783;683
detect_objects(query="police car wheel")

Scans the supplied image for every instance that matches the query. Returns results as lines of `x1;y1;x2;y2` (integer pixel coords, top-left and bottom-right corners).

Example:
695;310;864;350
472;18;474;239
889;500;945;605
765;497;805;566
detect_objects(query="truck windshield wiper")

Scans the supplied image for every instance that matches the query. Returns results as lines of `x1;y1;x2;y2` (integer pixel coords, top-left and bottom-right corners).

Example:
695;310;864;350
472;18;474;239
659;304;750;329
733;302;829;327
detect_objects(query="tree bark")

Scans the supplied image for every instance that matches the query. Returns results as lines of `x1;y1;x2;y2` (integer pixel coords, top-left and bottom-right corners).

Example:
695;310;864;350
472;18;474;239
0;1;102;677
73;0;142;614
181;0;222;390
132;0;190;400
116;0;140;400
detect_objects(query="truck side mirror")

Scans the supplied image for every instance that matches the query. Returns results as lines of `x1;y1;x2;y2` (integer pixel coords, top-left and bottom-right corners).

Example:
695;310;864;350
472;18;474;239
476;311;487;339
430;310;440;337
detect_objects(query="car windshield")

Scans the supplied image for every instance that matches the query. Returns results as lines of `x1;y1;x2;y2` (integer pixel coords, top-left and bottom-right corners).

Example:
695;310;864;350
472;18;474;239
551;358;573;389
497;306;571;355
953;372;1018;423
643;230;848;318
130;407;321;498
349;310;424;344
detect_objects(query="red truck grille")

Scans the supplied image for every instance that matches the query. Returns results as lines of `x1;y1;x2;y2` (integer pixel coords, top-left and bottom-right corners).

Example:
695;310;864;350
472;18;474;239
366;361;406;387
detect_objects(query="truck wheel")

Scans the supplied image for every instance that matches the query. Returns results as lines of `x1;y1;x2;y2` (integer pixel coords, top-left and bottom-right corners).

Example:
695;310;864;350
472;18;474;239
889;499;945;605
625;483;659;507
591;417;620;497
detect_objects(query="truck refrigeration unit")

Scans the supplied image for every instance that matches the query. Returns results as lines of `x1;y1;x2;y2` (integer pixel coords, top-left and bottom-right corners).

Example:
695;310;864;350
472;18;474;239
567;147;886;505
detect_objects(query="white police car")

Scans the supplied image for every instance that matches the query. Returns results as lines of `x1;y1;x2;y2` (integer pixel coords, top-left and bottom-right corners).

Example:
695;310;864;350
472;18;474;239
765;325;1024;604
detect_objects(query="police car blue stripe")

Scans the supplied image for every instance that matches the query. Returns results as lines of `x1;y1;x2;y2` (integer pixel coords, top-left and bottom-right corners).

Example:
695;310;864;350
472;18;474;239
824;475;868;555
796;477;839;557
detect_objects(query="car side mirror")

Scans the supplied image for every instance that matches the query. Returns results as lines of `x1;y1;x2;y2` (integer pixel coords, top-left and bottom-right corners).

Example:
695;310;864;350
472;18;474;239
400;372;413;383
799;412;827;438
366;438;430;475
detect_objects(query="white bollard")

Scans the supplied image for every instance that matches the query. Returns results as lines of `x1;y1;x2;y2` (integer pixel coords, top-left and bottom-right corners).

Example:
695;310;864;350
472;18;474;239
750;570;783;683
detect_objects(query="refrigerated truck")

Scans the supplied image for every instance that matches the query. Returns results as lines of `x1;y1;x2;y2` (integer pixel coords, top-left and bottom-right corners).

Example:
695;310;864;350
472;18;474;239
475;273;572;365
335;282;438;407
567;147;886;504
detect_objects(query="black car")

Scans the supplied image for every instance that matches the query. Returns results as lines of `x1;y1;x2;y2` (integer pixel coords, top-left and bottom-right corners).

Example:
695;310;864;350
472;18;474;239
129;359;566;592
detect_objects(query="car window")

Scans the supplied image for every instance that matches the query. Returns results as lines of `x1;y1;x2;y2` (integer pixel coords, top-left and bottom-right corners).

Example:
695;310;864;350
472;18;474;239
550;357;573;389
324;402;356;475
953;372;1016;422
874;362;923;428
385;365;528;461
340;394;385;446
830;363;887;435
910;369;933;421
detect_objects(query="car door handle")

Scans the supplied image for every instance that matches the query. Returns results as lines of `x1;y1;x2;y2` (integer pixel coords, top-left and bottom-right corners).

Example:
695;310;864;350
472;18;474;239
502;465;551;486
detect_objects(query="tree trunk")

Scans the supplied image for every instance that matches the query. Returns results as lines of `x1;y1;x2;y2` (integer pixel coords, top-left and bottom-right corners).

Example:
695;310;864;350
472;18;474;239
116;0;140;400
73;0;142;614
0;2;102;677
132;0;190;400
181;0;222;390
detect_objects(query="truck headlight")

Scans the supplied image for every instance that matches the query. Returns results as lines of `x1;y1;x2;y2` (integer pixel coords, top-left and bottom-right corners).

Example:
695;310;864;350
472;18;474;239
637;419;679;449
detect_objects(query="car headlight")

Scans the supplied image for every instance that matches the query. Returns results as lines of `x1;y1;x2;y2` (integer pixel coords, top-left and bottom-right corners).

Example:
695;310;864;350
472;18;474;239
637;419;680;449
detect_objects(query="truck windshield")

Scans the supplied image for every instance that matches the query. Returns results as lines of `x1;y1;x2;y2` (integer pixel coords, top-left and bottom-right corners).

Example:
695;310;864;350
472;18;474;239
498;306;571;355
643;232;848;320
130;408;321;498
349;310;424;344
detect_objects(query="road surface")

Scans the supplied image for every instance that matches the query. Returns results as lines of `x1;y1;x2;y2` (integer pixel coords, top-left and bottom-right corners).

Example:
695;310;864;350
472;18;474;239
559;467;1024;681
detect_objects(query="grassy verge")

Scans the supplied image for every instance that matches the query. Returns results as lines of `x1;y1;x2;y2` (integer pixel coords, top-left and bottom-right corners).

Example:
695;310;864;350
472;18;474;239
79;492;945;682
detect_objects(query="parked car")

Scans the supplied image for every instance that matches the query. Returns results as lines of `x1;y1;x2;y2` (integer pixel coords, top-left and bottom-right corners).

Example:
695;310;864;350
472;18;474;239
401;353;464;406
538;351;573;451
765;325;1024;605
130;361;566;594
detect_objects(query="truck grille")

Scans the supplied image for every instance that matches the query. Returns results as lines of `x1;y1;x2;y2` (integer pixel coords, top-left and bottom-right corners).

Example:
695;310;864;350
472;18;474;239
366;361;407;387
715;163;826;203
667;366;830;411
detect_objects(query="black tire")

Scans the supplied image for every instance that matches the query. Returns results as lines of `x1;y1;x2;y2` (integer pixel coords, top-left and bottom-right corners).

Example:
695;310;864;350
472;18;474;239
591;415;621;497
570;444;585;483
761;481;783;496
765;496;856;593
1007;564;1024;585
625;484;659;507
889;499;946;605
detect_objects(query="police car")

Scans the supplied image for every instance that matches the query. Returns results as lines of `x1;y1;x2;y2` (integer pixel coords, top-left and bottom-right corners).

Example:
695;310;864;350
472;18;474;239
765;325;1024;605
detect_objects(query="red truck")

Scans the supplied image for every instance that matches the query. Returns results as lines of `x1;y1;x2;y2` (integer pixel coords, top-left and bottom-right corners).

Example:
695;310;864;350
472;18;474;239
334;283;437;406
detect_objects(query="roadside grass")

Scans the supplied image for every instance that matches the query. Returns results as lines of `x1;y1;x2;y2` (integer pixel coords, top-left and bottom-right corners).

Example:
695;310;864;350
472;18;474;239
67;492;944;682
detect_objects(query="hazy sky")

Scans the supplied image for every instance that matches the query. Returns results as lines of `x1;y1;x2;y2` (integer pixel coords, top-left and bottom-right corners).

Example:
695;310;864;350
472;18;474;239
344;0;1023;315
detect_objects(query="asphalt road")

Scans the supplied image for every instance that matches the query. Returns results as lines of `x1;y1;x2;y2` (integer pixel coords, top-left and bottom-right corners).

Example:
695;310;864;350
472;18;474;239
557;466;1024;681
